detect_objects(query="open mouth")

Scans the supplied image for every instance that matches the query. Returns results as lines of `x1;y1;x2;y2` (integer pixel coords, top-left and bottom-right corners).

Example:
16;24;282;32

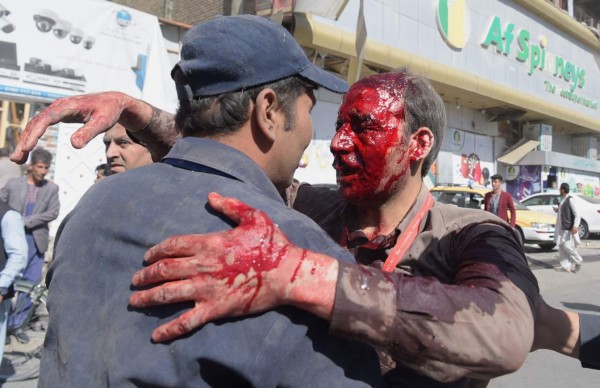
333;155;360;175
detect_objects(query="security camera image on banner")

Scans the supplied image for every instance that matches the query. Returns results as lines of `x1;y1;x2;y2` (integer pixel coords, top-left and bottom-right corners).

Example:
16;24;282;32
0;0;175;109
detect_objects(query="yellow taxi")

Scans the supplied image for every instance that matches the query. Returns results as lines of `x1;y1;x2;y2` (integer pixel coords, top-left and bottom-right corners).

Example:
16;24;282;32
429;185;556;250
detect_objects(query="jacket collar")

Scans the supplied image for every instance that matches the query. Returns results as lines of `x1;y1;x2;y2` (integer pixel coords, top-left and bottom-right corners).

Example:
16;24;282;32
163;137;284;204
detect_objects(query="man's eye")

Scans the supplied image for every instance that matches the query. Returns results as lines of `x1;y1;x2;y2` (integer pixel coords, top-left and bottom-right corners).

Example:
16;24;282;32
351;122;373;133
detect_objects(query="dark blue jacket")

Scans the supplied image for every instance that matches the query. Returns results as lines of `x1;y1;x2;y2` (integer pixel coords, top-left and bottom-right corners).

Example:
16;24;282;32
40;137;380;387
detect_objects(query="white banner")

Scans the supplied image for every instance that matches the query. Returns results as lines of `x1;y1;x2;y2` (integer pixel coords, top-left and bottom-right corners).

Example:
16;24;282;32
0;0;176;111
0;0;180;243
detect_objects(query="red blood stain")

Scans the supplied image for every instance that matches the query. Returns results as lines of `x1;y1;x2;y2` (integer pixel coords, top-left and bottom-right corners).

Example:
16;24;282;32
332;73;415;204
291;250;308;283
196;199;306;313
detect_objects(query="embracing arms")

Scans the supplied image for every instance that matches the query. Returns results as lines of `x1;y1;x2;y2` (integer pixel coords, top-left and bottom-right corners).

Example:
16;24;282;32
129;195;538;382
129;193;339;342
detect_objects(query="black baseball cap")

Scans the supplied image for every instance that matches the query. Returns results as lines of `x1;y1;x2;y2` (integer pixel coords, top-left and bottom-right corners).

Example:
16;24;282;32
172;15;349;100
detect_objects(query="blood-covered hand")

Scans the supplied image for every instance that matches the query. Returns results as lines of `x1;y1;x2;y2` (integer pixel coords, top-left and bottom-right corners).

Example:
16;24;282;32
11;92;152;163
130;192;338;343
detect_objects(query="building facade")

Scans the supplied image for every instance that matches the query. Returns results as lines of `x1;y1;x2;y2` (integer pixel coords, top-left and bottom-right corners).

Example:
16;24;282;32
4;0;600;199
289;0;600;197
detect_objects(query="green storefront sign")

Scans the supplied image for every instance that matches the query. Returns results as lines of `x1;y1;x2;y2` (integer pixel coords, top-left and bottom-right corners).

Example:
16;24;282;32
481;16;595;110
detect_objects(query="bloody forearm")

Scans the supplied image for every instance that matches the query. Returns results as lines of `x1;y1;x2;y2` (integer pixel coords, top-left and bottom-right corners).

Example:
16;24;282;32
125;104;179;161
273;248;338;320
331;261;534;382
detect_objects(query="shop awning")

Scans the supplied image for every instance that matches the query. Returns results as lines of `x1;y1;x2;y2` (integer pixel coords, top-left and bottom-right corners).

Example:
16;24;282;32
293;12;600;134
497;140;540;165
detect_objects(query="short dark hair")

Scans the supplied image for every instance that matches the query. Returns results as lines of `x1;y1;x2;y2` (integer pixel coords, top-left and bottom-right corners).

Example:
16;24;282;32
491;174;503;181
30;147;52;165
355;68;446;178
95;163;110;175
560;183;570;193
174;72;314;137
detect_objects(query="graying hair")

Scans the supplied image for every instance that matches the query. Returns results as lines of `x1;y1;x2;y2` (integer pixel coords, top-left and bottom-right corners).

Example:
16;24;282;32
396;68;446;178
30;147;52;165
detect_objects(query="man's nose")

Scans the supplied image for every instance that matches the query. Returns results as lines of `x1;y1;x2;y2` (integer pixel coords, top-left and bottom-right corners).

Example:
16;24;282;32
330;126;353;153
105;143;119;159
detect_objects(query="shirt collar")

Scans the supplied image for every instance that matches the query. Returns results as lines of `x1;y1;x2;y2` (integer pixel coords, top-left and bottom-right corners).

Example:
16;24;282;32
343;183;430;251
163;137;284;204
395;183;430;235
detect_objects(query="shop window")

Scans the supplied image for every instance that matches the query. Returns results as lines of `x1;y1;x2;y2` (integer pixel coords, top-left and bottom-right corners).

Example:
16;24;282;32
0;100;51;151
0;99;54;178
525;196;547;206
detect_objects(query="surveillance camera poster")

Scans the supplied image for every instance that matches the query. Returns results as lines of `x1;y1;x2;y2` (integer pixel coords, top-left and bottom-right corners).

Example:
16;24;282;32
0;0;175;112
0;0;177;239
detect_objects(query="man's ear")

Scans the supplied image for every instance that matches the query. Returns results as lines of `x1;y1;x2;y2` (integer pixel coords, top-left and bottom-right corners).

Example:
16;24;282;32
409;127;434;162
253;88;282;142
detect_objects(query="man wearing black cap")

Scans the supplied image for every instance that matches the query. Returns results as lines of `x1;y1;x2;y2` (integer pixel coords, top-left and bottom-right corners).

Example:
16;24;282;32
37;15;380;387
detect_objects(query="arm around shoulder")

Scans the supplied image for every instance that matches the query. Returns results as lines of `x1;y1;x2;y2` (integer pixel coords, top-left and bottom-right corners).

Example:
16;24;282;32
330;222;536;382
126;104;179;161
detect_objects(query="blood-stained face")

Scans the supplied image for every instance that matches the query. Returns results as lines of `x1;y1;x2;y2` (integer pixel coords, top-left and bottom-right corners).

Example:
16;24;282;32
331;77;414;204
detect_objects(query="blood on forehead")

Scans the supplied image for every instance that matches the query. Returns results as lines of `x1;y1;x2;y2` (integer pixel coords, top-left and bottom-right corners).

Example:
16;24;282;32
355;73;414;97
351;73;414;118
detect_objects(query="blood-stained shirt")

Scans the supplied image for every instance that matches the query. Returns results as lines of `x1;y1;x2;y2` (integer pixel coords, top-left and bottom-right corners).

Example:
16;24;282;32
292;183;539;387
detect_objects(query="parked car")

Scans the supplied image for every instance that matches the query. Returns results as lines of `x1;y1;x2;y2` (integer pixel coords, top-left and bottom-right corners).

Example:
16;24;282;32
520;192;600;239
430;186;556;250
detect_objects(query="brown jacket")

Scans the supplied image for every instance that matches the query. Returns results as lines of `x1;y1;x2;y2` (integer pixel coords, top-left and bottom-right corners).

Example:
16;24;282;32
291;183;538;386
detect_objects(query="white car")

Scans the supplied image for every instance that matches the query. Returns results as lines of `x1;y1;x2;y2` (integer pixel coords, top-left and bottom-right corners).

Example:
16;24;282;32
430;186;556;250
520;192;600;239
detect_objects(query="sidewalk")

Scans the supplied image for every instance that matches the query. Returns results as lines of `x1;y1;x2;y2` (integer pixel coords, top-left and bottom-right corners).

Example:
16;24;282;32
491;254;600;388
0;307;48;387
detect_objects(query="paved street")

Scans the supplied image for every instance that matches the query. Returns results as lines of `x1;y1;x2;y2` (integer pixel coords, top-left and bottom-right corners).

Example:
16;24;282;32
490;242;600;387
2;241;599;387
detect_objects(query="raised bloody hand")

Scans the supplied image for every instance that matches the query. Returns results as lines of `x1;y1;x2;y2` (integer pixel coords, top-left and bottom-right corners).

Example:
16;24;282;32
11;92;152;163
130;192;338;343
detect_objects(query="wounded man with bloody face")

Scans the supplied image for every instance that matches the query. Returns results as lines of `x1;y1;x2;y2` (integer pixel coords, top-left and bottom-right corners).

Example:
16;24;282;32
128;70;540;387
18;69;589;385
